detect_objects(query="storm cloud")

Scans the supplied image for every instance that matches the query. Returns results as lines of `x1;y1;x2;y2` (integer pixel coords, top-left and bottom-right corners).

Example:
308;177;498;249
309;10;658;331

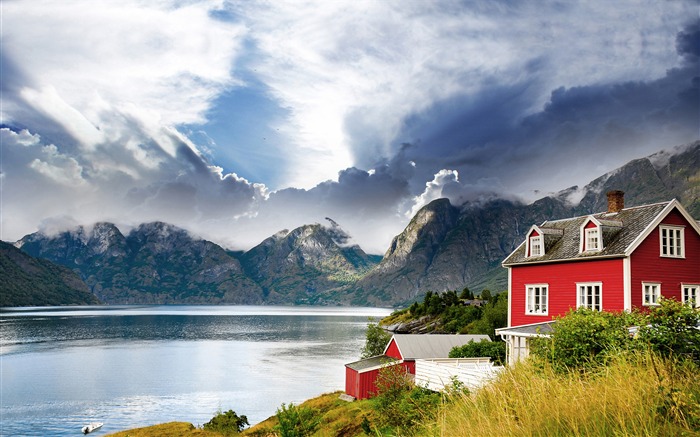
1;1;698;255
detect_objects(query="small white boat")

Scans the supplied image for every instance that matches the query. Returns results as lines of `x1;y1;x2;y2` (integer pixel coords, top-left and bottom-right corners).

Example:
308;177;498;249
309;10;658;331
81;422;103;434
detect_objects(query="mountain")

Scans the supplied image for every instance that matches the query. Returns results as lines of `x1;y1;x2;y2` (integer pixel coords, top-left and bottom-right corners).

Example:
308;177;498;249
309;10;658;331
16;222;264;304
14;219;379;305
11;141;699;307
0;240;100;306
345;140;700;306
240;219;381;304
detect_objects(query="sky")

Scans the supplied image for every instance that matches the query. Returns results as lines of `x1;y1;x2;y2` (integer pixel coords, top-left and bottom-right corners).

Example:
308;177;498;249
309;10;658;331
1;1;698;254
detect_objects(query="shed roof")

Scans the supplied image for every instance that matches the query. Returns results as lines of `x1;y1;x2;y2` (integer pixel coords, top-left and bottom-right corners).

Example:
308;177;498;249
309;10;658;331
502;200;692;266
345;355;398;372
386;334;492;359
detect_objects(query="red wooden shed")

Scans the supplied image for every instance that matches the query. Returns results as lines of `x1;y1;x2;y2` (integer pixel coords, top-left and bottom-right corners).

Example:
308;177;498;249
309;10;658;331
345;334;491;400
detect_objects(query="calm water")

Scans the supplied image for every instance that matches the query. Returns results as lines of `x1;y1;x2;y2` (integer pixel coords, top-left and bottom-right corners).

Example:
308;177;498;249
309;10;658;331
0;305;392;436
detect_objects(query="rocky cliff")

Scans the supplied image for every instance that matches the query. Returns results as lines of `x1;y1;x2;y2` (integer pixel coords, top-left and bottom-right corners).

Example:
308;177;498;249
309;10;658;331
240;219;380;304
344;141;700;306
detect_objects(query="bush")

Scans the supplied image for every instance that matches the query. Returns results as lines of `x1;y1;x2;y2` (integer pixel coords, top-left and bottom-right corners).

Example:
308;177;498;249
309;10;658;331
203;409;249;435
274;403;319;437
449;339;506;365
530;307;638;371
371;363;441;433
636;298;700;363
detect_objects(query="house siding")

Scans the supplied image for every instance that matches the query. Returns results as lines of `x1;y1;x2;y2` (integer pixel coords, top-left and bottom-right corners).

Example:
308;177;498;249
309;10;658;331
510;258;625;326
630;209;700;307
385;338;401;360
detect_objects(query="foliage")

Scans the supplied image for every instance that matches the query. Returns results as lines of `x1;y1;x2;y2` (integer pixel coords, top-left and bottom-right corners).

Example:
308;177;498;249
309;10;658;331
430;351;700;436
273;403;319;437
371;363;442;434
636;298;700;363
396;288;508;335
459;286;474;300
203;410;249;435
449;339;507;365
530;307;638;371
360;319;393;358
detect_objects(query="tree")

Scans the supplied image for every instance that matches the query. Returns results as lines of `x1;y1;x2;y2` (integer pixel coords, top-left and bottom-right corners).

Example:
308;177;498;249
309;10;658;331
459;286;474;300
361;319;392;358
480;289;492;301
449;340;506;365
203;409;249;435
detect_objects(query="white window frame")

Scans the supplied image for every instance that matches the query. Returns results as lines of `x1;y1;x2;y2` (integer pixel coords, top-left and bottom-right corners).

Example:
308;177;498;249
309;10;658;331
577;282;603;311
529;235;543;257
642;282;661;306
584;227;601;252
682;284;700;308
525;284;548;315
659;225;685;258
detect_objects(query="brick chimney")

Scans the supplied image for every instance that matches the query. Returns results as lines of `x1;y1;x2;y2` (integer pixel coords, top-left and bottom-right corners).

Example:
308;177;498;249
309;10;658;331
607;190;625;213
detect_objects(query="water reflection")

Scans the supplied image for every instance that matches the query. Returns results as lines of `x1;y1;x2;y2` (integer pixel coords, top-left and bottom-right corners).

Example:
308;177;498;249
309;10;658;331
0;305;391;436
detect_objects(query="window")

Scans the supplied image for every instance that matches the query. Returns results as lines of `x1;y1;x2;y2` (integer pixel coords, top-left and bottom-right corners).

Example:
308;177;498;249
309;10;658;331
585;228;600;251
526;284;548;315
577;282;602;311
642;282;661;306
682;284;700;307
659;226;684;258
529;236;543;257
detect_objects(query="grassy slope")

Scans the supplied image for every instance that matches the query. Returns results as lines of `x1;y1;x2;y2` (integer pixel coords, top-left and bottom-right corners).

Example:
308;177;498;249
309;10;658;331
107;354;700;437
427;354;700;437
105;392;375;437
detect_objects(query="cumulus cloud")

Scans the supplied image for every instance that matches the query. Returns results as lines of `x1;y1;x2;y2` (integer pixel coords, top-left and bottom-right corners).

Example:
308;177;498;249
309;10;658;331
1;0;698;258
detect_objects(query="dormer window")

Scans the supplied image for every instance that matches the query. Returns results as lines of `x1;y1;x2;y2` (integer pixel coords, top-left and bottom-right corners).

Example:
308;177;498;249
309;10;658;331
530;235;542;257
527;229;543;258
580;218;606;253
585;228;600;251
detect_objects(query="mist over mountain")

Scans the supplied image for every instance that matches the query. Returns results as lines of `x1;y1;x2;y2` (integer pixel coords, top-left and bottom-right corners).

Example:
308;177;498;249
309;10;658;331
8;141;699;307
17;222;263;304
341;140;700;306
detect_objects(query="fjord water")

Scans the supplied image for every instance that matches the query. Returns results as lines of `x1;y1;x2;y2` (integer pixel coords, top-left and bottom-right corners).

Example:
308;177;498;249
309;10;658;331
0;305;392;436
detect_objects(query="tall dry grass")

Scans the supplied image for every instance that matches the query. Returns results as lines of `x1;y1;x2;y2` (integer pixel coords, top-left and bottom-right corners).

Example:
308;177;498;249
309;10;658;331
427;351;700;437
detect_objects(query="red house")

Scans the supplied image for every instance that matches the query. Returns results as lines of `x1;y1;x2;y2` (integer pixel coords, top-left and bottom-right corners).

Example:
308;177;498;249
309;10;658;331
345;334;490;400
496;191;700;364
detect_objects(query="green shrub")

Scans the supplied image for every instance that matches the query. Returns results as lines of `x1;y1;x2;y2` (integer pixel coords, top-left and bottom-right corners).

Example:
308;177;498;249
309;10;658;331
530;307;638;371
636;298;700;363
273;402;319;437
370;363;442;434
203;409;249;435
449;339;506;365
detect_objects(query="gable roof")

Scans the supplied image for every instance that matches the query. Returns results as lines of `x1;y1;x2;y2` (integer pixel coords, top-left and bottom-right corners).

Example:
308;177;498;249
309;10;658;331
385;334;491;359
503;199;699;266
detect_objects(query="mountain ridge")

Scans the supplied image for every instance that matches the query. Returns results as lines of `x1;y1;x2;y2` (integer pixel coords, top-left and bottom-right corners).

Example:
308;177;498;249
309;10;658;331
7;140;699;307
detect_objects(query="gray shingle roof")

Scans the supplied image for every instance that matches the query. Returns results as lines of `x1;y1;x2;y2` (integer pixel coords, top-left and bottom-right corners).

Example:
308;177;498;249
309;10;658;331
388;334;491;359
345;355;397;372
503;201;672;266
